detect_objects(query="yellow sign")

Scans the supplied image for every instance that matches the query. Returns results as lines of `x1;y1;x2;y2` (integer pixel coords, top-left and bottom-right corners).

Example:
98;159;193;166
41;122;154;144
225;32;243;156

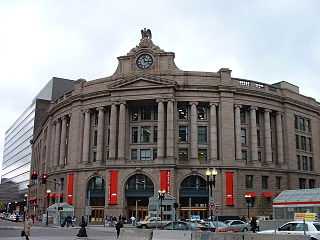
294;212;317;221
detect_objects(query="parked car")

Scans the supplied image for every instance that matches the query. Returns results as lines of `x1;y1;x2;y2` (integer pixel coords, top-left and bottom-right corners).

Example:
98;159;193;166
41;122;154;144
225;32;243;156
162;221;196;230
224;220;249;232
258;221;320;240
199;221;230;232
136;217;169;229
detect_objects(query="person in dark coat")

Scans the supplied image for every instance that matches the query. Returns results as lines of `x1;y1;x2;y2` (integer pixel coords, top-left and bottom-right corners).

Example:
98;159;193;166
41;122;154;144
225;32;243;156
250;216;258;233
76;216;88;237
115;219;123;238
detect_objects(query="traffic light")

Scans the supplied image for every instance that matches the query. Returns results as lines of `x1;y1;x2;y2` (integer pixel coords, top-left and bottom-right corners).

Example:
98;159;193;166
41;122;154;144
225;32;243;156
41;174;48;184
31;171;38;180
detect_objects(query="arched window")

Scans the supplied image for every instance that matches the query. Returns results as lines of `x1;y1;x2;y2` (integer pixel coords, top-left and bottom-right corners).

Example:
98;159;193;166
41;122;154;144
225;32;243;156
87;176;105;206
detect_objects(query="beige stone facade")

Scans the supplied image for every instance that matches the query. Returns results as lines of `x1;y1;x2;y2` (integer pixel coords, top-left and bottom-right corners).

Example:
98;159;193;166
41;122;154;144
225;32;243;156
29;30;320;223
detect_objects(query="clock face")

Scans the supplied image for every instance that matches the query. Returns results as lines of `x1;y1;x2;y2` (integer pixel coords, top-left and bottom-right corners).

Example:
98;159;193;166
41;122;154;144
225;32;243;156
136;54;153;69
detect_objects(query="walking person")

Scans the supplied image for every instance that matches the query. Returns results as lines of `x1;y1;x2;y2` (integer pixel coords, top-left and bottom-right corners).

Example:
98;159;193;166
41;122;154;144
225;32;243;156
22;215;32;240
115;219;123;238
250;216;258;233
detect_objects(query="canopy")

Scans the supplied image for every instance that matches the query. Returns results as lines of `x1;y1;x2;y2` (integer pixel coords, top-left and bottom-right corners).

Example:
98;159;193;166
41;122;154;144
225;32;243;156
273;188;320;207
47;202;74;212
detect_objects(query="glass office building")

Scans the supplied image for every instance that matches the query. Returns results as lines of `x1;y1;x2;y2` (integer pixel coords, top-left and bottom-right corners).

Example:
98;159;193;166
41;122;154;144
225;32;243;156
0;77;75;201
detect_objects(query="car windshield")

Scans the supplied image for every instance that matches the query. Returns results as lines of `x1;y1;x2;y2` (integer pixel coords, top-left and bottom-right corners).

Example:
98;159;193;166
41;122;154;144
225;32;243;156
313;223;320;231
210;221;227;227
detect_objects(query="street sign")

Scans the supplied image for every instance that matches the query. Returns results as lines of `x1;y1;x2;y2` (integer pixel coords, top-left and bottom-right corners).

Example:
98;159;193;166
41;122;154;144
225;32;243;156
85;206;92;216
209;202;216;210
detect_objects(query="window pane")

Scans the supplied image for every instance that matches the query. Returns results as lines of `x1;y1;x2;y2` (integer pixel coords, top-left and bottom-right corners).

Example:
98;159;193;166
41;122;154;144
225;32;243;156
245;175;253;188
132;127;138;143
131;110;138;121
241;129;247;145
198;149;207;162
198;126;207;144
178;104;188;120
197;106;207;120
131;149;137;160
241;150;247;161
140;149;152;160
141;126;151;143
262;176;268;189
309;157;313;171
141;107;152;120
297;155;301;170
240;110;246;124
178;148;188;161
153;126;157;143
276;176;281;189
179;126;188;143
153;148;157;160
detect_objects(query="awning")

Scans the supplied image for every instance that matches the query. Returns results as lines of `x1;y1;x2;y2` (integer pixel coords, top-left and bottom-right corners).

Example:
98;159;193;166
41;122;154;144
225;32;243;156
273;188;320;207
261;192;274;198
245;192;256;198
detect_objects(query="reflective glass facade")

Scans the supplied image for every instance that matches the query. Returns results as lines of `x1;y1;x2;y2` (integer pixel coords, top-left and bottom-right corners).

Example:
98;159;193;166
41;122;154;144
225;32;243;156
1;103;35;193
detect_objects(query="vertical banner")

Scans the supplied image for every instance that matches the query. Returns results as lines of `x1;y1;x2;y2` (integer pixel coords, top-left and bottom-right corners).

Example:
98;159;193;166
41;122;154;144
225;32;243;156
67;173;74;205
160;170;170;193
225;172;234;206
109;170;118;205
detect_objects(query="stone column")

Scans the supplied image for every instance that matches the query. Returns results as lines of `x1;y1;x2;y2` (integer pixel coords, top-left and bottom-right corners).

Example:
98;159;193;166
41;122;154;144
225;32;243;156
118;102;126;160
276;111;284;164
109;103;117;160
82;109;91;163
59;116;67;166
234;105;242;160
49;119;55;170
96;107;105;162
210;103;218;161
157;100;165;159
190;102;198;160
264;109;272;163
54;119;61;166
250;106;258;161
166;100;174;159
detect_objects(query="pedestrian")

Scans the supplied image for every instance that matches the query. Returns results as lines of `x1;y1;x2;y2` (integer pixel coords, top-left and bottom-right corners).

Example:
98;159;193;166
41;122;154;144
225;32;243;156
130;216;136;226
250;216;258;233
22;215;32;240
66;215;72;227
76;216;88;237
240;215;247;222
115;219;123;238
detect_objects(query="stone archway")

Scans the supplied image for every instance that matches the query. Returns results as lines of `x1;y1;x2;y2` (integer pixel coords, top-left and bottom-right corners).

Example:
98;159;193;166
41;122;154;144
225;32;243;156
179;175;208;220
86;176;105;224
124;174;154;221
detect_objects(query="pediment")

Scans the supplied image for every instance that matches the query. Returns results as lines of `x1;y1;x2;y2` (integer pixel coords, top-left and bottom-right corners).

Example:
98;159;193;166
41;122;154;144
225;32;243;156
109;76;176;90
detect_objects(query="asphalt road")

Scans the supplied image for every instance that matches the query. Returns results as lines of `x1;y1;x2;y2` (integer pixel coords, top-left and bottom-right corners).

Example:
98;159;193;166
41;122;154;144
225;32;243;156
0;219;117;240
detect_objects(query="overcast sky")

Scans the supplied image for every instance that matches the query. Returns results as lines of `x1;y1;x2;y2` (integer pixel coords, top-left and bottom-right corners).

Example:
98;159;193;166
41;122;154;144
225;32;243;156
0;0;319;177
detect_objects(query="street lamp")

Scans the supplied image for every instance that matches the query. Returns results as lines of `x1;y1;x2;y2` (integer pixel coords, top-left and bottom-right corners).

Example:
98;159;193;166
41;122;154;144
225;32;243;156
158;190;166;221
206;168;218;222
46;189;51;226
24;194;28;222
244;193;255;219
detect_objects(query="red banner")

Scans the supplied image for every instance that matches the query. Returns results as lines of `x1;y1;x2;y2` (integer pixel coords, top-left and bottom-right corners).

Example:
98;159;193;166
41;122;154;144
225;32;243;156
225;172;234;206
67;173;74;205
160;170;170;193
109;170;118;205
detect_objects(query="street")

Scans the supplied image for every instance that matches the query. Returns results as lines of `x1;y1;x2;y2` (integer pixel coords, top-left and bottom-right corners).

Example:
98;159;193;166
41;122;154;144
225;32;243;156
0;219;117;240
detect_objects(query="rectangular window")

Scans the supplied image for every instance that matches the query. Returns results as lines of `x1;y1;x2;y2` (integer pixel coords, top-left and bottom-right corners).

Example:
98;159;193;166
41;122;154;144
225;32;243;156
132;127;138;143
179;126;188;143
240;110;246;124
60;178;65;192
141;107;152;120
302;156;308;170
93;151;97;162
153;126;158;143
197;106;207;120
297;155;301;170
94;111;99;126
140;149;152;160
241;128;247;145
299;178;306;189
307;137;312;152
153;148;157;160
257;129;261;146
198;126;207;144
262;176;269;189
131;149;138;160
178;148;188;161
258;151;262;162
178;104;188;120
296;134;300;149
256;112;260;125
301;136;306;151
309;179;315;189
276;176;281;189
141;126;151;143
241;150;248;161
245;175;253;188
299;118;305;131
154;106;158;120
131;110;139;121
93;130;98;147
309;157;313;171
307;119;311;132
198;149;207;162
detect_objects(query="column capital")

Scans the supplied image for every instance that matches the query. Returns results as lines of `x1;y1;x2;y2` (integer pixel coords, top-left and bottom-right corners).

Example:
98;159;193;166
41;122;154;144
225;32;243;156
189;101;198;106
156;99;165;103
210;102;218;107
96;106;105;112
250;106;258;111
234;104;242;109
62;115;68;120
166;98;175;103
83;109;91;114
276;111;283;116
119;101;126;105
264;108;272;113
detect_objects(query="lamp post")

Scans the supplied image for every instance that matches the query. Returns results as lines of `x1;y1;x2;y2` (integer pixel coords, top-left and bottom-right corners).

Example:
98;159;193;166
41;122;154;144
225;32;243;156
24;194;28;222
206;168;218;223
244;194;255;220
158;190;166;221
46;189;51;226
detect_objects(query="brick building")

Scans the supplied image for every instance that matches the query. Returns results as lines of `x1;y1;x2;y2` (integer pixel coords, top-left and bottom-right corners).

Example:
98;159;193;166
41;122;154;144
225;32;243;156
29;29;320;223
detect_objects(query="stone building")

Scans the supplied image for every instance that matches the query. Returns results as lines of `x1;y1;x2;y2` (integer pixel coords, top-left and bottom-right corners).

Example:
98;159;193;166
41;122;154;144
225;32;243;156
29;29;320;223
